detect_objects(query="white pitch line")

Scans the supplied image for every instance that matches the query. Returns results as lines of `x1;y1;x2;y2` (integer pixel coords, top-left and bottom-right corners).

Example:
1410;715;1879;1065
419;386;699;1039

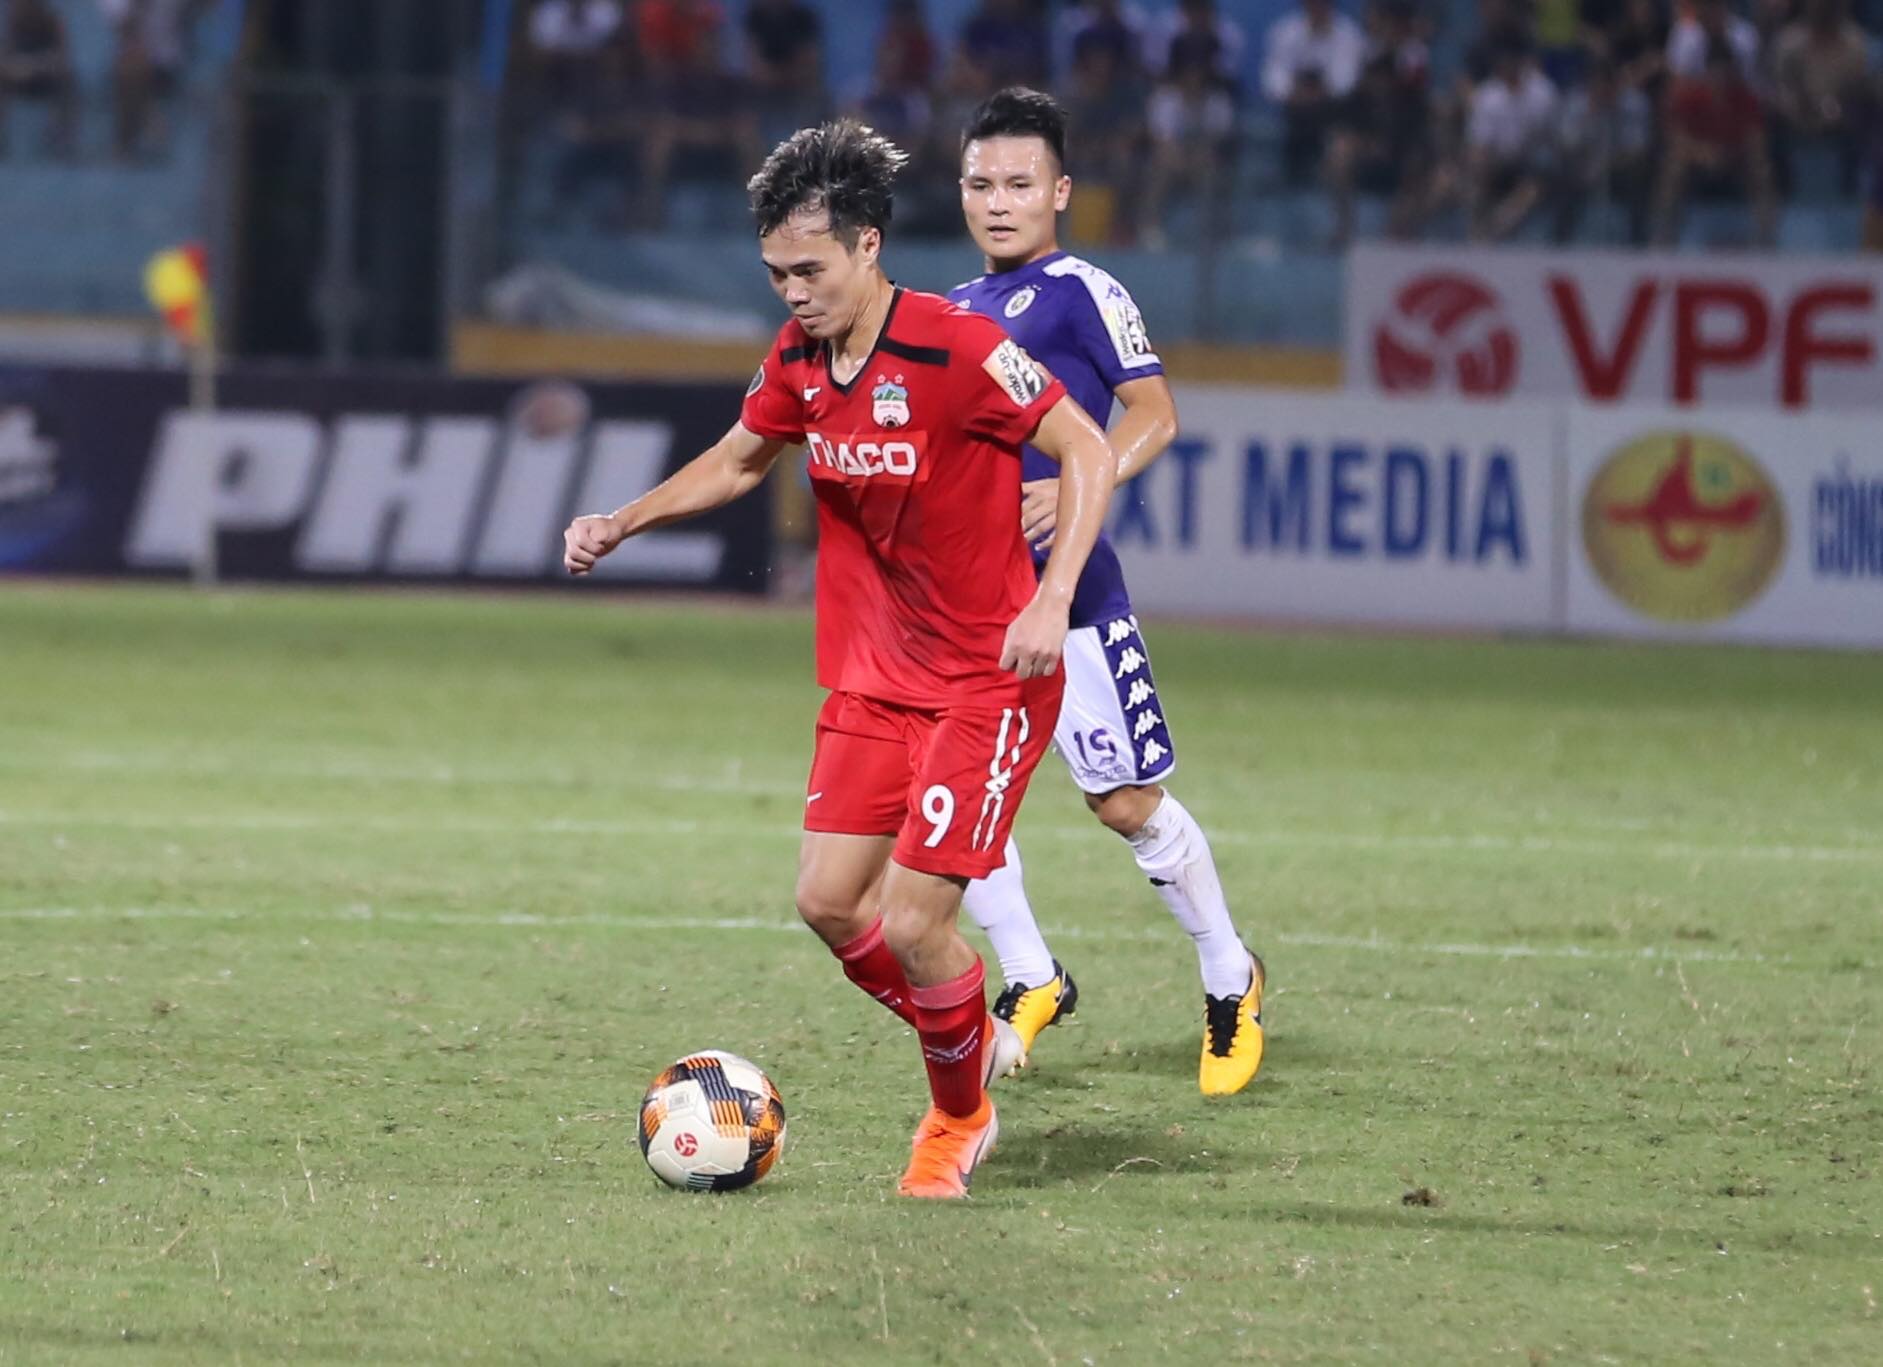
1;807;1878;867
0;904;1803;968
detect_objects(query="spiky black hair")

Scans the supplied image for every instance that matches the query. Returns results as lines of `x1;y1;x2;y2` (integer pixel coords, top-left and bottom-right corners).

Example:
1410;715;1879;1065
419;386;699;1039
747;119;909;244
961;87;1068;172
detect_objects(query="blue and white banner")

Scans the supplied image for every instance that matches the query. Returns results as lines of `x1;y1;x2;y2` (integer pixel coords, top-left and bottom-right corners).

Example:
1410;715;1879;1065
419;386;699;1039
1112;389;1560;631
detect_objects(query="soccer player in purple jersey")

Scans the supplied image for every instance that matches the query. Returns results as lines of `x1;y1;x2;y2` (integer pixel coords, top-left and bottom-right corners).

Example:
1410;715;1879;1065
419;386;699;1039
948;88;1266;1095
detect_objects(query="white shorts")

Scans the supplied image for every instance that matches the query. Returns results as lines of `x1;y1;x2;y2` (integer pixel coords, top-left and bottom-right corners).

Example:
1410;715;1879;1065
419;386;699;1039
1052;614;1178;795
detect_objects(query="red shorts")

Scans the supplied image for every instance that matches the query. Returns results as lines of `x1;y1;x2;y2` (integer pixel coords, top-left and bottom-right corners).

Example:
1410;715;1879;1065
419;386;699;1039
804;679;1065;880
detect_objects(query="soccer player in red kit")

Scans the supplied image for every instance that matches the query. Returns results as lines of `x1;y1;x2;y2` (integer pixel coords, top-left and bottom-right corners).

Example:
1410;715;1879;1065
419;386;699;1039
562;121;1118;1199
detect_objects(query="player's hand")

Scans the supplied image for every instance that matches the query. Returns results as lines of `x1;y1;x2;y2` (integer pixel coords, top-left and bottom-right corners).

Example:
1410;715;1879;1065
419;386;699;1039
1000;593;1070;679
563;513;625;575
1020;478;1058;550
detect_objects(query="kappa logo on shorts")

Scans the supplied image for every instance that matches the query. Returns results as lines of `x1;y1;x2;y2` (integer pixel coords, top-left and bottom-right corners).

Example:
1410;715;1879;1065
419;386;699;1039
1113;647;1147;679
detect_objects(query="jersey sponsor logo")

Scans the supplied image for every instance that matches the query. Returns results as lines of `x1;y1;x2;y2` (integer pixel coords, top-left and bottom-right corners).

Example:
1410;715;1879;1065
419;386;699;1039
746;364;766;397
1104;297;1158;367
985;339;1048;408
805;430;925;482
1004;286;1037;319
803;386;821;401
870;376;910;429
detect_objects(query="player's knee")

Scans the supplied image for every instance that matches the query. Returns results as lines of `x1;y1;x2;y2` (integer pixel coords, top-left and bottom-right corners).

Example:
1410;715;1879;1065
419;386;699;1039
878;898;926;964
1088;783;1162;838
794;873;865;942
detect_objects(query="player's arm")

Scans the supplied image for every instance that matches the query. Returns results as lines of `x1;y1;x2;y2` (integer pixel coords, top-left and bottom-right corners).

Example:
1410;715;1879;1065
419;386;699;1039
1001;395;1116;678
563;420;786;575
1020;373;1176;547
1109;373;1179;484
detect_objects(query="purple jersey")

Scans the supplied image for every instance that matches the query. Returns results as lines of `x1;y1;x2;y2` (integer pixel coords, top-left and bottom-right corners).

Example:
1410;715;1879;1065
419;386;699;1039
949;251;1162;630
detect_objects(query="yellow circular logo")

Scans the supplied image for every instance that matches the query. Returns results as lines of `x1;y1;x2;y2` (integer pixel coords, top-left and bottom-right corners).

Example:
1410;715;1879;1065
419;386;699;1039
1582;431;1785;622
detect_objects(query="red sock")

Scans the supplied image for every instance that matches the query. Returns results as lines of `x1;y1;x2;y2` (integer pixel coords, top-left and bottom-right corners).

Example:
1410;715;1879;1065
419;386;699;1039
832;918;918;1026
911;959;989;1119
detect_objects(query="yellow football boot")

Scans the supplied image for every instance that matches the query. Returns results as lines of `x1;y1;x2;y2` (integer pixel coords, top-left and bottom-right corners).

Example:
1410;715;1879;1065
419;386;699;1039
1198;953;1265;1096
990;960;1078;1058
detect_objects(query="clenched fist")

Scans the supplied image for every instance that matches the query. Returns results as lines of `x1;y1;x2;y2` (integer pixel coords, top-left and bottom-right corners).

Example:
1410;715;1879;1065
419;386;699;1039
563;513;625;575
1000;592;1070;679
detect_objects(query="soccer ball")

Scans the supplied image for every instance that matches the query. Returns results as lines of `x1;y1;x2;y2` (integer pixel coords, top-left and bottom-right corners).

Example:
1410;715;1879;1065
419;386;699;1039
637;1051;787;1192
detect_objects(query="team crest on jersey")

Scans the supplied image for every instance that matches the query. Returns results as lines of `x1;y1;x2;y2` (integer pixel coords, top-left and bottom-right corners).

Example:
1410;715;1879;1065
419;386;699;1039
1004;286;1037;319
745;363;766;397
871;376;910;428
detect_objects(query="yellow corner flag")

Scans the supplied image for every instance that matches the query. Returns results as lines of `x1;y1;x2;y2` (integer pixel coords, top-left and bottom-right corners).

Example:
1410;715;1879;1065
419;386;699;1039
144;243;213;347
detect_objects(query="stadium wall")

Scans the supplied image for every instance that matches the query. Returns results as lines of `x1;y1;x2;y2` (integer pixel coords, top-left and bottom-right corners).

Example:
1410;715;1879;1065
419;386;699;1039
3;362;1876;648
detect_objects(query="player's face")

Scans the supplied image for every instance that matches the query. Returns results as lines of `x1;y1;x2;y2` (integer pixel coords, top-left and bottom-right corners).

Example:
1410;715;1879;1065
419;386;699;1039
960;137;1071;269
759;209;882;340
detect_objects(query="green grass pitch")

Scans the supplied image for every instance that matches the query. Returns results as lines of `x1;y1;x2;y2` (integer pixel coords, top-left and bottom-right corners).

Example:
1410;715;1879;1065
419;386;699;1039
2;583;1879;1364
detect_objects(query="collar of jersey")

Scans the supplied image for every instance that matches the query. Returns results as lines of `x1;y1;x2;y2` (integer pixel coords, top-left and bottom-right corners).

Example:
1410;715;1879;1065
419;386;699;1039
988;249;1066;290
817;285;905;396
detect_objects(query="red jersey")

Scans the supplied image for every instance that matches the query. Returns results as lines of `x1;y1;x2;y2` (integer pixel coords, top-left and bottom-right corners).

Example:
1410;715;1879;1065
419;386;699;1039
741;287;1068;708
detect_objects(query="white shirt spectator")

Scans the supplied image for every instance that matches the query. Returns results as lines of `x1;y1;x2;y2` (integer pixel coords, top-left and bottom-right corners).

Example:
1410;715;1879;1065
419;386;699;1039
528;0;623;55
1666;13;1760;80
1148;84;1236;142
1261;4;1365;102
1469;66;1558;164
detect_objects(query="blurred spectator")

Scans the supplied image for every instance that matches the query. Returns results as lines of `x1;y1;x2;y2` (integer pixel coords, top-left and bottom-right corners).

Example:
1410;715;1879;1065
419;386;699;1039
1463;40;1558;240
1655;36;1777;243
875;0;937;90
1056;0;1152;79
1324;51;1434;244
1536;0;1588;86
743;0;825;133
1365;0;1429;85
960;0;1050;88
1599;0;1671;100
1262;0;1360;186
1551;56;1654;241
1667;0;1760;79
1064;34;1149;240
1462;0;1537;81
99;0;196;160
0;0;78;158
639;0;761;226
1141;14;1239;247
1771;0;1871;182
547;34;645;226
845;13;933;147
524;0;623;117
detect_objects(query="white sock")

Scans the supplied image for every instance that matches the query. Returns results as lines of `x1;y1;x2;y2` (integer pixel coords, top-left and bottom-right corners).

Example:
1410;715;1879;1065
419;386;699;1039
1125;793;1251;998
960;837;1057;989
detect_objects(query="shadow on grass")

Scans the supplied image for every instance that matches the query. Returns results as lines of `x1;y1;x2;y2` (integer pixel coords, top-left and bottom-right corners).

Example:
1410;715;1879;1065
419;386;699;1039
990;1121;1224;1190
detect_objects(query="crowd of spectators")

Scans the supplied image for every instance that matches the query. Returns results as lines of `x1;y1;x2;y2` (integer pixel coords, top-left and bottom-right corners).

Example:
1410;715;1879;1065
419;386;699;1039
0;0;209;161
518;0;1883;248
